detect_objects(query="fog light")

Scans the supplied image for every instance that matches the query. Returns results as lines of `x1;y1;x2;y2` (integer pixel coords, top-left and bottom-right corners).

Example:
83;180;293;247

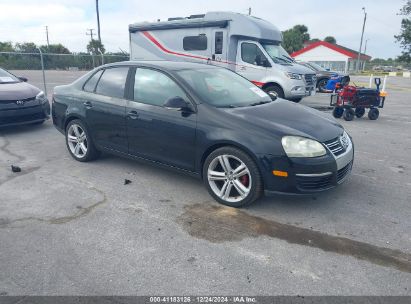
273;170;288;177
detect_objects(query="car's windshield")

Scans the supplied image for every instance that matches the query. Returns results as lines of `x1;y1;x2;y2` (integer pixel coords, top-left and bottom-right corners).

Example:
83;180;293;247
0;68;19;84
261;43;294;65
176;68;271;108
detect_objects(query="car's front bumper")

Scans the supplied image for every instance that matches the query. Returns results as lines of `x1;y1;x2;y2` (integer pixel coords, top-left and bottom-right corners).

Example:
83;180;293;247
258;138;354;195
0;100;50;127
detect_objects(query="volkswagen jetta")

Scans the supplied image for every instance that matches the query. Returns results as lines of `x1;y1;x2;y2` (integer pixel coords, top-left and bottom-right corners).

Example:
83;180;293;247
52;61;353;207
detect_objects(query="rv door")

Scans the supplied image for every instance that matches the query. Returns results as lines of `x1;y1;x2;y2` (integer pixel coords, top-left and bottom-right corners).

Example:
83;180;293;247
236;40;269;85
211;30;227;68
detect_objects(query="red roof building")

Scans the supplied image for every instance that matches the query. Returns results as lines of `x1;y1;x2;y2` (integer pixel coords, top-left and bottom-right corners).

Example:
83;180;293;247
291;41;371;73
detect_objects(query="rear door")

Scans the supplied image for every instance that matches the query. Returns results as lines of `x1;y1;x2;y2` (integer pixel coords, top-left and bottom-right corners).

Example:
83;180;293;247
82;66;130;153
236;40;268;84
126;67;197;171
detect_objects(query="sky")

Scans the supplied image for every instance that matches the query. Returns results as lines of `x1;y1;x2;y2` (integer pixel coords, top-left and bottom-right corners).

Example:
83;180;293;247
0;0;406;59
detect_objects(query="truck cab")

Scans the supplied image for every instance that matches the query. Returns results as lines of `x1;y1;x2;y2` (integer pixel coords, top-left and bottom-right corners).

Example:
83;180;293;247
129;11;316;102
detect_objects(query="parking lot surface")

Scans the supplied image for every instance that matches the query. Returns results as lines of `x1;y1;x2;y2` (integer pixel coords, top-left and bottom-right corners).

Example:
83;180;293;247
1;71;411;295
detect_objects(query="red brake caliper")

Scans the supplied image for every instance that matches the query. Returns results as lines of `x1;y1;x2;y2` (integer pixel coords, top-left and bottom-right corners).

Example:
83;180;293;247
240;174;249;187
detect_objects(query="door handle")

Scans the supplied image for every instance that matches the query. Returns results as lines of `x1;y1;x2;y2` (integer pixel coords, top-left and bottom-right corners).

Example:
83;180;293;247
127;110;139;119
83;101;92;108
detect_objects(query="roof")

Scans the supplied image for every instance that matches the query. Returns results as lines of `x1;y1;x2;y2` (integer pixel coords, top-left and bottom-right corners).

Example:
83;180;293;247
290;41;371;61
102;60;219;71
129;11;282;42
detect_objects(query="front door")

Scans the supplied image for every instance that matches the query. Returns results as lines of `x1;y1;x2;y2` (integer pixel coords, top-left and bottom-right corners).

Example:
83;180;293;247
126;67;197;171
236;40;268;84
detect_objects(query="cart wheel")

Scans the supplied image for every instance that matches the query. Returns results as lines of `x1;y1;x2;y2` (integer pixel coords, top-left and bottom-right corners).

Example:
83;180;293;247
368;108;380;120
355;107;365;118
332;107;344;118
343;108;355;121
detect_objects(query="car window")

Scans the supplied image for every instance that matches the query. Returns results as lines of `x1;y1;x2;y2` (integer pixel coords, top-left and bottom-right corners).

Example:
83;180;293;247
83;70;103;92
134;68;188;106
95;67;129;98
241;42;267;66
183;35;207;51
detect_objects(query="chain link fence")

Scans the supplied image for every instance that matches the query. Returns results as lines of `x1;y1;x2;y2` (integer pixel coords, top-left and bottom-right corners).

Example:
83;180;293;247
0;51;129;70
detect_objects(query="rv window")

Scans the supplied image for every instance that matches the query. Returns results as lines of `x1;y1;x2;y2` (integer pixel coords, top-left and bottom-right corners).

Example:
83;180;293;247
183;35;207;51
215;32;223;54
83;69;103;92
241;43;268;66
95;67;129;98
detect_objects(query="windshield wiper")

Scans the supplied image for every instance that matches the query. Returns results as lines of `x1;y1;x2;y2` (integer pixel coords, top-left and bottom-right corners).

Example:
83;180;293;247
282;55;295;63
249;100;271;106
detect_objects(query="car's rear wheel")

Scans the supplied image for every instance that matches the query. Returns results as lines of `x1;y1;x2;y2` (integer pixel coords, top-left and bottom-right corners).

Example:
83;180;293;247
66;119;100;162
203;147;263;207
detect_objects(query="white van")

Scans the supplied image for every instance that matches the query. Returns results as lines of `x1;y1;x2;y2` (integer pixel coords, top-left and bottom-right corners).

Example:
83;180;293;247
129;12;316;102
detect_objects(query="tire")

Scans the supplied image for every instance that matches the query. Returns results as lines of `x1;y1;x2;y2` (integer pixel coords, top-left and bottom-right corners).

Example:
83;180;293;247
355;107;365;118
264;85;284;100
343;108;355;121
368;108;380;120
203;146;263;208
332;107;344;118
317;78;329;93
65;119;100;162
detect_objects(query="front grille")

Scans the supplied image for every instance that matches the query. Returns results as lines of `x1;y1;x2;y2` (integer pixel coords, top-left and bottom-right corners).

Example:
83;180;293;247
324;137;345;157
0;96;36;104
304;74;316;86
0;111;45;126
337;162;352;183
296;174;334;191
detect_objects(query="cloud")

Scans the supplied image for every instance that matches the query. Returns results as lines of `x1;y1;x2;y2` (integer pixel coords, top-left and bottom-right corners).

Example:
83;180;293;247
0;0;404;58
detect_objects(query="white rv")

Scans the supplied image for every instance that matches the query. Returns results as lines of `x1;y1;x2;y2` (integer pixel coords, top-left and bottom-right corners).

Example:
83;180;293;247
129;12;316;102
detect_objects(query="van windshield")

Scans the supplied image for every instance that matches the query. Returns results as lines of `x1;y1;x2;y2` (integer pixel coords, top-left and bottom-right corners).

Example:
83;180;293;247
177;68;271;108
261;43;294;65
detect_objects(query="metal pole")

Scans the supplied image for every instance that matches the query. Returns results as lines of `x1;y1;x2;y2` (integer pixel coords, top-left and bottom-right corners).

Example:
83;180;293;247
98;49;104;65
45;26;50;49
356;7;367;72
37;47;47;95
90;52;95;69
363;39;369;71
96;0;101;43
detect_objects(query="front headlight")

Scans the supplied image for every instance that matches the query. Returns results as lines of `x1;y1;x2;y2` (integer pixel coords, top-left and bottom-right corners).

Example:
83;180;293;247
36;91;47;104
285;72;302;80
281;136;326;157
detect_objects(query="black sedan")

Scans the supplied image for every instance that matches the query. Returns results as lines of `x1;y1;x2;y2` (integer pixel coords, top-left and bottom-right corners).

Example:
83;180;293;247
52;61;354;207
0;68;50;127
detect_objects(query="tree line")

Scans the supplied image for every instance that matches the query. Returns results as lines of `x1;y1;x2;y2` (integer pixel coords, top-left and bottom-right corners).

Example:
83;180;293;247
0;40;129;70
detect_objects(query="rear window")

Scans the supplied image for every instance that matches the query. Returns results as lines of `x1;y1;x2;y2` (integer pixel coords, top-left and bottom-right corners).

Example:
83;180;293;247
95;67;129;98
83;70;103;92
183;35;207;51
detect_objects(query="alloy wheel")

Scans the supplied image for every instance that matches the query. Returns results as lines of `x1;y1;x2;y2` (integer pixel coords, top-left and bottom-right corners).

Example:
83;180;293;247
207;154;252;203
67;124;88;158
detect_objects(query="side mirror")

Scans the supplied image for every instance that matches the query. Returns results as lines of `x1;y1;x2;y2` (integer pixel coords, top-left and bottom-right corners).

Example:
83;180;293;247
18;76;28;82
163;96;193;112
262;59;271;67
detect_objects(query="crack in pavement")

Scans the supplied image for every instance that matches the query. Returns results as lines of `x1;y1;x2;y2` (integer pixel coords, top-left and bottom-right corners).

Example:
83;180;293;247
0;187;107;228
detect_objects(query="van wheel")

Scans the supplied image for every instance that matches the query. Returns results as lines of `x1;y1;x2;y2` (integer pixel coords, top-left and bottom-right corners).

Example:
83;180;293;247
66;119;100;162
203;147;263;208
264;85;284;100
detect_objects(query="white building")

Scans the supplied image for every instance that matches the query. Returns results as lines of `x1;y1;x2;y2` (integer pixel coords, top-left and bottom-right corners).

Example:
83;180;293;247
291;41;371;73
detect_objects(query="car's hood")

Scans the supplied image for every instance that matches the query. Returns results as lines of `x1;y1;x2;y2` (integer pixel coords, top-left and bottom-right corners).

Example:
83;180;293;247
227;100;343;142
0;82;41;100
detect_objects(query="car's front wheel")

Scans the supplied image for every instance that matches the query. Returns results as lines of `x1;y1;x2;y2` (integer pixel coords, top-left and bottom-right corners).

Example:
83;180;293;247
65;119;100;162
203;147;263;207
